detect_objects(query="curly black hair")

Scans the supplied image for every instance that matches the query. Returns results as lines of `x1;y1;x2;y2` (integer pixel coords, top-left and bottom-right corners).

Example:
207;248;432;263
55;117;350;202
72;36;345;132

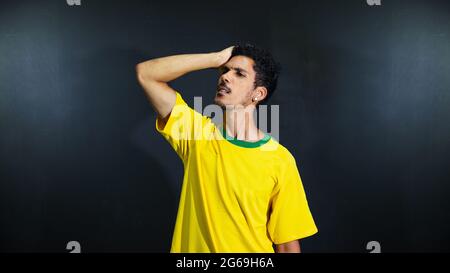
230;43;281;103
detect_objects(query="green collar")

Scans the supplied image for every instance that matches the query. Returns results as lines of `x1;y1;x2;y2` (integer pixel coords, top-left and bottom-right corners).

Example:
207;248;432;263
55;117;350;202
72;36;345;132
220;127;271;148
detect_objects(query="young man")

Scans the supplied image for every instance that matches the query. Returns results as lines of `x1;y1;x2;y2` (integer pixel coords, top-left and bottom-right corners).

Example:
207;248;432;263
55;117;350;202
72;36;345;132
136;44;318;253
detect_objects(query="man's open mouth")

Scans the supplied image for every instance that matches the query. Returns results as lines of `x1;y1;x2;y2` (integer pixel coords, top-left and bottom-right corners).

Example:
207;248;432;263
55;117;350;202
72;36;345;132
217;85;231;95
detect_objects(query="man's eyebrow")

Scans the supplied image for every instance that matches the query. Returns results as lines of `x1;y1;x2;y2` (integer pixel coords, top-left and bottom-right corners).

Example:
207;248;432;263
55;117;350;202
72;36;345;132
225;65;248;74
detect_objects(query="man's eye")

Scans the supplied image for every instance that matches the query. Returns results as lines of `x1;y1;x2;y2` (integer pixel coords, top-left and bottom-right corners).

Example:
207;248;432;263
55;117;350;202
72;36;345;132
219;68;228;74
237;72;245;77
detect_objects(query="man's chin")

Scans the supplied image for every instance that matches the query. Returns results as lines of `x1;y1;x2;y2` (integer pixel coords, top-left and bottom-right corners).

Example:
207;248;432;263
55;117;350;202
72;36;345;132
213;97;226;108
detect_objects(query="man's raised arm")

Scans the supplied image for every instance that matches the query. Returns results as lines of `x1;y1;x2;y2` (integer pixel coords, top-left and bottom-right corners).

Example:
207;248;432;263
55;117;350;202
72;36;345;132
135;47;233;121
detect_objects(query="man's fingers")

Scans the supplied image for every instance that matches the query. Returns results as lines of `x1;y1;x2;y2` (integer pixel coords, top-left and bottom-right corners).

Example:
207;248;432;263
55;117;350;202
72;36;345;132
216;46;234;66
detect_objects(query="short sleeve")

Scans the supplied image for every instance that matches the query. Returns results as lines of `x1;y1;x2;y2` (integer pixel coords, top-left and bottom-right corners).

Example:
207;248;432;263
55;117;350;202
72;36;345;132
155;91;205;163
267;153;318;244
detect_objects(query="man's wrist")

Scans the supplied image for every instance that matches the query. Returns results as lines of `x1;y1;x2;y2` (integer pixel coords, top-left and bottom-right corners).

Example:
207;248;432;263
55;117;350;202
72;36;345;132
211;51;225;68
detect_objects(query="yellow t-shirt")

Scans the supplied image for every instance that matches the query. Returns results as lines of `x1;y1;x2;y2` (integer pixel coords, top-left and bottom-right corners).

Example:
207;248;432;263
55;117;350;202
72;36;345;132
156;91;318;253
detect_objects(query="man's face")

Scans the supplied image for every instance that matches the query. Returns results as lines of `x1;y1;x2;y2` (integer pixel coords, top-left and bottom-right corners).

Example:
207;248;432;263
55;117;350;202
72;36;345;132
214;55;257;108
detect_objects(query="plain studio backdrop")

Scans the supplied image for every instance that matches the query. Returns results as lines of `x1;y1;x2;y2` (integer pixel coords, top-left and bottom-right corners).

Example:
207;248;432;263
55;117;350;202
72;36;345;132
0;0;449;252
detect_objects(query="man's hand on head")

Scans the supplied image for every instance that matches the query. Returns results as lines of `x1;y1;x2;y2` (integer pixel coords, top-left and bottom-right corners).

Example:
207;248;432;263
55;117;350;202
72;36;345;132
215;46;234;67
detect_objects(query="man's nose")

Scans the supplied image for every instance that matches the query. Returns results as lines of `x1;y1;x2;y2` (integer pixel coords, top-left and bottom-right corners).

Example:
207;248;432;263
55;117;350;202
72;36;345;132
221;71;231;83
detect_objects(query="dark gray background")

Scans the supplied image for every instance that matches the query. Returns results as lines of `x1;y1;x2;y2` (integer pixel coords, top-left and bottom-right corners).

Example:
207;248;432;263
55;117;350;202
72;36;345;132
1;0;449;252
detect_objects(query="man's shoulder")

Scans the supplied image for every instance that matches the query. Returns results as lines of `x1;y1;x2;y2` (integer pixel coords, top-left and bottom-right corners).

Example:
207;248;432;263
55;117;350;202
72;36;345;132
262;137;286;153
262;138;296;163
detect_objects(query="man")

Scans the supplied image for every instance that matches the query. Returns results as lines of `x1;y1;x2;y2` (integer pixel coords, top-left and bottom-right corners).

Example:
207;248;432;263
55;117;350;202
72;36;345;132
136;44;317;253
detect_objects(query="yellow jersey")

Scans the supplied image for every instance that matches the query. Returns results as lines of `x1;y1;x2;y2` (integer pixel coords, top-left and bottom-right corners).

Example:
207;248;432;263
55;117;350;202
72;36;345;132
156;91;318;253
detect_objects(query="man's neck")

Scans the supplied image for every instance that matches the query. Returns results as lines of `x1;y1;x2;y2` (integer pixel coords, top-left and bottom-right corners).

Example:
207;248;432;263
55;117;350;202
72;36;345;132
223;107;264;142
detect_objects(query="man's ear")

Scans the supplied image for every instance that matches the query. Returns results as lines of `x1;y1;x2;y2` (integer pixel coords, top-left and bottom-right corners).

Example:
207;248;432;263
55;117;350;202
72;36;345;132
252;86;268;103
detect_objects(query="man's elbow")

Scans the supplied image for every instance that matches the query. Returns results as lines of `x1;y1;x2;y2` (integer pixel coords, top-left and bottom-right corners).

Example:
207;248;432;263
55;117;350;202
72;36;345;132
136;62;150;83
136;60;160;82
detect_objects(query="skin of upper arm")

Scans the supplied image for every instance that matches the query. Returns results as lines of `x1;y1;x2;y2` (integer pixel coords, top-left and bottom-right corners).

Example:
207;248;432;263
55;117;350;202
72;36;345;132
275;240;301;253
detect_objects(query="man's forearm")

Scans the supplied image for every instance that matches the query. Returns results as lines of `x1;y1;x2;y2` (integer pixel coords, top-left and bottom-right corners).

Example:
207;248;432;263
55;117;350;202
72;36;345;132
136;52;223;83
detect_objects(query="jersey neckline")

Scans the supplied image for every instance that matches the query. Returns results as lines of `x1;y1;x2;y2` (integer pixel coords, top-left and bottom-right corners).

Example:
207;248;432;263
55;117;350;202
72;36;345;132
218;126;271;148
